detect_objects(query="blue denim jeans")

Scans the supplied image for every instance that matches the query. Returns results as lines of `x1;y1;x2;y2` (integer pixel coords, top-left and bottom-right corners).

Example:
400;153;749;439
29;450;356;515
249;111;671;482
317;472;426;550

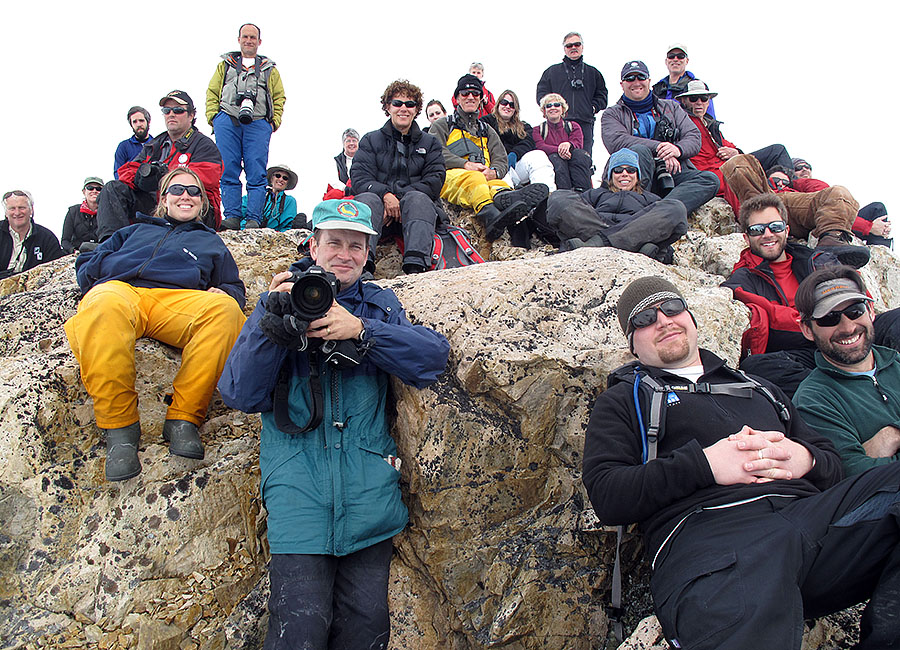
263;539;392;650
213;112;272;222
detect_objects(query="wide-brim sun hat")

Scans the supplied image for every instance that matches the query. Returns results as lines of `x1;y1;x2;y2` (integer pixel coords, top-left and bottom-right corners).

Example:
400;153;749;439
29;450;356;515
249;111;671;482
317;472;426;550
267;164;298;191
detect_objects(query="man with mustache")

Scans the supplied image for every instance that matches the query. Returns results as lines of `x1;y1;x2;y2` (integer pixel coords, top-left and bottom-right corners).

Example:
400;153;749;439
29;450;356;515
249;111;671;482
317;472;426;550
794;267;900;476
113;107;153;180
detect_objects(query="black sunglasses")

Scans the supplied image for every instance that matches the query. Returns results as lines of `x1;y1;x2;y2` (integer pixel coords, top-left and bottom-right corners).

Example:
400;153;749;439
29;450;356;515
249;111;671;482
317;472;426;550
687;95;710;103
498;99;516;108
544;102;564;109
161;106;189;115
3;190;27;200
795;164;811;171
630;298;688;330
612;165;637;174
769;177;792;189
459;90;482;98
623;73;649;82
667;52;687;60
813;301;868;328
746;220;787;237
166;184;202;197
85;185;103;192
390;99;417;108
564;41;582;49
272;173;290;180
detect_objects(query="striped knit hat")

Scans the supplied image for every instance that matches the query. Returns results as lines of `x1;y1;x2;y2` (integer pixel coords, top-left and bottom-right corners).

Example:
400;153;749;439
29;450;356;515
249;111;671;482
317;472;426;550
617;276;686;337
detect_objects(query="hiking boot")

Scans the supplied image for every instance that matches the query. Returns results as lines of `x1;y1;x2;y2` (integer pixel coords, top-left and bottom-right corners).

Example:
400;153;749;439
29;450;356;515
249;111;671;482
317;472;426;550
104;422;142;482
220;217;241;231
479;202;525;241
244;219;262;229
639;243;660;259
163;419;205;460
815;231;870;269
508;221;531;249
494;183;550;215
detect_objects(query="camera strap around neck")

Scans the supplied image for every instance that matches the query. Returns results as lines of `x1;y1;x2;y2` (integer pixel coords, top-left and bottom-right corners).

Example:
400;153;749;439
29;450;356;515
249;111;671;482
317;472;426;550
273;350;325;434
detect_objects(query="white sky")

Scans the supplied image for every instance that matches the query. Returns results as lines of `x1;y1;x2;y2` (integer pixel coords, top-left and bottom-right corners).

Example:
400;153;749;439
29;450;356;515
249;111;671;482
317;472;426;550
3;1;896;238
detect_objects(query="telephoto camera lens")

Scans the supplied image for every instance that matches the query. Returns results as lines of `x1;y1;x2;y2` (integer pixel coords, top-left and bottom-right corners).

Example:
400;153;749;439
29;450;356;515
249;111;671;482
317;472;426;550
289;267;340;321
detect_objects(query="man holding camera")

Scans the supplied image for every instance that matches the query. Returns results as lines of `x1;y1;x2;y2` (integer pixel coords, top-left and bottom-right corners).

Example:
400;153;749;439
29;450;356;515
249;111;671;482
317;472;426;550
97;90;224;239
535;32;608;157
601;61;717;215
219;199;449;649
207;23;285;231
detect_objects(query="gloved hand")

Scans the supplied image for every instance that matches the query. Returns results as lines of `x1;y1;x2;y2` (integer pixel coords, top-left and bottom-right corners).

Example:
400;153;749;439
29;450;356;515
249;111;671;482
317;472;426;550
260;292;309;350
507;152;518;169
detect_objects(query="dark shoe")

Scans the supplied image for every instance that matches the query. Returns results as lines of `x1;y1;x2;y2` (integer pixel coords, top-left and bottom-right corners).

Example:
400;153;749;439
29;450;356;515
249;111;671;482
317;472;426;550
163;419;205;460
220;217;241;231
479;203;524;241
402;262;427;274
560;237;587;252
244;219;262;229
78;241;98;253
656;245;675;265
816;231;871;268
639;243;660;259
105;422;142;481
494;183;550;214
508;221;531;249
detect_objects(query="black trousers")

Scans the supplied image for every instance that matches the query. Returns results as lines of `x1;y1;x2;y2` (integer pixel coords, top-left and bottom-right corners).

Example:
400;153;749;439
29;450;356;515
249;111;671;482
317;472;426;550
96;180;156;241
354;190;439;271
651;462;900;650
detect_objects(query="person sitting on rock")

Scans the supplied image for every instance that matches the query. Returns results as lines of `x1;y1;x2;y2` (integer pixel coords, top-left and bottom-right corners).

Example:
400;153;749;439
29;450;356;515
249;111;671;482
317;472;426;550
450;62;496;118
332;128;358;194
651;43;716;117
543;148;687;262
533;93;593;191
1;189;63;279
352;80;446;275
238;164;298;231
62;177;104;254
429;74;549;243
423;99;447;132
64;168;246;482
480;89;556;192
219;198;449;649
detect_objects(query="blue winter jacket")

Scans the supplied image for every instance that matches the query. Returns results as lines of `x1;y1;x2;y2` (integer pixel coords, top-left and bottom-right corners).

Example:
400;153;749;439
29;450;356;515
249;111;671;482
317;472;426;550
113;134;153;180
219;278;450;556
75;213;245;307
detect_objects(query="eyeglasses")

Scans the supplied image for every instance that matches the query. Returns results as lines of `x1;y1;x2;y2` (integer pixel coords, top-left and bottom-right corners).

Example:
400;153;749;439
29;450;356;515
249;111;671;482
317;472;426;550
630;298;688;330
161;106;189;115
272;173;289;180
166;184;202;197
459;90;482;98
812;301;868;328
85;185;103;192
623;73;649;82
612;165;638;174
770;177;792;189
667;52;687;60
564;41;582;49
544;102;563;109
746;220;787;237
498;99;516;108
3;190;28;200
390;99;417;108
687;95;710;103
795;164;811;171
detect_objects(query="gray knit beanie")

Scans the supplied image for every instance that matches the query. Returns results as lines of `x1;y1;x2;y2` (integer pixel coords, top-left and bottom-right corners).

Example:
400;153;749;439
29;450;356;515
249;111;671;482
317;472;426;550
617;276;686;336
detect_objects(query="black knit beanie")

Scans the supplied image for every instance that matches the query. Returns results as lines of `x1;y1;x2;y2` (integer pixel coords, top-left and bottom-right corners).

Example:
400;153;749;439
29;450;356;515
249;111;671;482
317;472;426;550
617;276;686;336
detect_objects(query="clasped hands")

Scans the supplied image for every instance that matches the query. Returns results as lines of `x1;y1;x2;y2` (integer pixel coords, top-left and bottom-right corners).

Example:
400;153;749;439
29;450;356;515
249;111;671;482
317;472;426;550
703;426;815;485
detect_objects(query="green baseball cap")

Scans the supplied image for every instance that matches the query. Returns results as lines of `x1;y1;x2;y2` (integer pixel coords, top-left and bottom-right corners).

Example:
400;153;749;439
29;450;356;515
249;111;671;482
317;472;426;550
311;199;376;235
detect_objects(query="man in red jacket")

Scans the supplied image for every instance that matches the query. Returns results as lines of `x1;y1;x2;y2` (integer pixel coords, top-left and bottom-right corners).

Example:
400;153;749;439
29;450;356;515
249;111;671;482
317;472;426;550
97;90;224;240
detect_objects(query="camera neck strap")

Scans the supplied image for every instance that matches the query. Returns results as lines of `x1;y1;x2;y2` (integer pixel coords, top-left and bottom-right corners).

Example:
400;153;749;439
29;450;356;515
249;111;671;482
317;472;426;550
273;350;325;435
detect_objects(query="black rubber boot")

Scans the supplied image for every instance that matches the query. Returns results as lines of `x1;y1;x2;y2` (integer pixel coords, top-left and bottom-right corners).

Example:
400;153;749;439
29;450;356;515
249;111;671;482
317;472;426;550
105;422;142;482
163;419;205;460
494;183;550;214
479;202;524;241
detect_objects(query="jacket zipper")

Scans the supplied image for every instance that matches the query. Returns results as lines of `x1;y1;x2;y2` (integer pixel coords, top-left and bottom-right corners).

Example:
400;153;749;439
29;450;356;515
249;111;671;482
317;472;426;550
135;226;174;279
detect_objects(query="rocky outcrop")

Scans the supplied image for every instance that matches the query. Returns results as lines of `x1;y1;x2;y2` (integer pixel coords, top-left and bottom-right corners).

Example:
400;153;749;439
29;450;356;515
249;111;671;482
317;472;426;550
1;207;896;649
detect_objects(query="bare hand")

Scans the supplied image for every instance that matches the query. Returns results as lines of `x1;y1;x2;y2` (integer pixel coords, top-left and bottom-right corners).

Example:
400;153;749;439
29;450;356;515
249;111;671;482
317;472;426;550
729;426;815;481
863;425;900;458
207;287;227;295
664;157;682;175
383;192;401;224
870;216;891;238
482;168;498;180
464;161;487;172
558;142;572;159
656;142;681;160
717;146;739;160
307;301;364;341
268;270;294;293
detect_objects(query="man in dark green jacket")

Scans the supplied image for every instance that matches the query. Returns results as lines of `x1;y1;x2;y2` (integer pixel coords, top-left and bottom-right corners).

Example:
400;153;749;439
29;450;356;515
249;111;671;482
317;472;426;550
794;266;900;475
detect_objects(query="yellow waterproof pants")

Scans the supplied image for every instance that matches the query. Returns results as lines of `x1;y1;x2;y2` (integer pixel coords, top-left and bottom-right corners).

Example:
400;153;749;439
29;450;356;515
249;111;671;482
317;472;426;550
64;281;246;428
441;169;510;212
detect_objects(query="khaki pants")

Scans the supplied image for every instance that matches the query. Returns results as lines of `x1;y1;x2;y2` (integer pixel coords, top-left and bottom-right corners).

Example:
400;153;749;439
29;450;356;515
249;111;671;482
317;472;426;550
440;168;510;213
64;281;246;428
721;153;858;239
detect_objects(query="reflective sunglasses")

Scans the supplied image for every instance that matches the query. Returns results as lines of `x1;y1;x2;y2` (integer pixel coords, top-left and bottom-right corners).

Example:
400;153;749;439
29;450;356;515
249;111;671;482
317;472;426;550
391;99;417;108
687;95;710;103
272;173;290;180
459;90;482;98
544;102;564;109
667;52;687;60
795;164;811;171
623;73;649;82
813;301;868;328
612;165;638;174
85;185;103;192
746;220;787;237
498;98;516;108
630;298;688;330
161;106;189;115
166;184;202;197
564;41;583;49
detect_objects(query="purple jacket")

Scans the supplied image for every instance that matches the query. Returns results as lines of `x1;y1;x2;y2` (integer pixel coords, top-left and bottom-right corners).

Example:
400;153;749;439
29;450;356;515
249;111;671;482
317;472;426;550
533;120;584;155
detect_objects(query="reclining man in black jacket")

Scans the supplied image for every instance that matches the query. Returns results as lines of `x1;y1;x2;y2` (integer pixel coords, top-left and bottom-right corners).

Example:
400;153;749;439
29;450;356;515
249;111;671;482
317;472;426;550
583;275;900;650
352;80;445;275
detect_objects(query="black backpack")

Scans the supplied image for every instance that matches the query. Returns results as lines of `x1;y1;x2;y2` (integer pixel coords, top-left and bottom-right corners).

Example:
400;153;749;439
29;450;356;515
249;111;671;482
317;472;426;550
430;223;485;270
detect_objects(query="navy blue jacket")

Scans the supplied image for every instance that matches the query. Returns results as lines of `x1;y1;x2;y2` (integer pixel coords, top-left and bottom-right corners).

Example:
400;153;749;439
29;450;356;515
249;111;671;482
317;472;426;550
113;134;153;180
75;213;245;307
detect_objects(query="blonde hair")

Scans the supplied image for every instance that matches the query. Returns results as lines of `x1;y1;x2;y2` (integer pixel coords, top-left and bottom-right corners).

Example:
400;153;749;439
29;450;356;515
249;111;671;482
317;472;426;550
491;89;526;139
154;168;209;220
539;93;569;114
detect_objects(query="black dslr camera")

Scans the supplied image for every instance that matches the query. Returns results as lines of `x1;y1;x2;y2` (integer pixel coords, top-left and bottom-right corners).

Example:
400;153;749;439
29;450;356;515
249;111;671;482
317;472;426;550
653;158;675;195
236;88;257;124
653;115;677;143
135;161;170;193
570;78;584;89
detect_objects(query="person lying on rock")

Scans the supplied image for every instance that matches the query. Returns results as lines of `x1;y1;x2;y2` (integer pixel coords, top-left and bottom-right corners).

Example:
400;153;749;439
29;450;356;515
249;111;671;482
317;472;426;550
64;168;246;482
219;198;449;649
583;275;900;649
539;148;687;263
